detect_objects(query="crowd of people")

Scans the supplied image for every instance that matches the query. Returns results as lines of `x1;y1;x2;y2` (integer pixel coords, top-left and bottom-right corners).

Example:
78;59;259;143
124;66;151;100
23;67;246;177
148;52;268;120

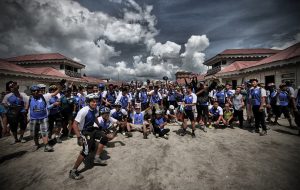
0;77;299;180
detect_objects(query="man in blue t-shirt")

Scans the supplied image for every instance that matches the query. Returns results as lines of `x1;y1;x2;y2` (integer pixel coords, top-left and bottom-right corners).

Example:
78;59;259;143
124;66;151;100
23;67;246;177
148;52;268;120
250;79;267;136
69;93;109;180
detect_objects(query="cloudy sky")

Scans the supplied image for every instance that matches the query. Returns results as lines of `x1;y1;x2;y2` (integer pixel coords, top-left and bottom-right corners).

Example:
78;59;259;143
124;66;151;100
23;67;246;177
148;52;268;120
0;0;299;81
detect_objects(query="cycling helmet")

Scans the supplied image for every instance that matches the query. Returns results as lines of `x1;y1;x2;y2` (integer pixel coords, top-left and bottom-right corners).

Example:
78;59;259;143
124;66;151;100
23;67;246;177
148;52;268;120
49;85;57;91
114;102;122;107
101;107;110;114
98;83;105;89
37;84;46;89
30;85;40;91
86;93;99;102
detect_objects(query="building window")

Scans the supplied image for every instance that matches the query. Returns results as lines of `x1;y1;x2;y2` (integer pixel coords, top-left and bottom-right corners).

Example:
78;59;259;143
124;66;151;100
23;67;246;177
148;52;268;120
221;60;226;65
60;64;64;69
74;68;78;72
66;65;72;71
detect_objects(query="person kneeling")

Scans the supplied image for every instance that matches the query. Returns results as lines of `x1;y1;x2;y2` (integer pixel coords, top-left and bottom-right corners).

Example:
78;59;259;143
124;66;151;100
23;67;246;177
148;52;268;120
151;110;170;139
208;101;225;128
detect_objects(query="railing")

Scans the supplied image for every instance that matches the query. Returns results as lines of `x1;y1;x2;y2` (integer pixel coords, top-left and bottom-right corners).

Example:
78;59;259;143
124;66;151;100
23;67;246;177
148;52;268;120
206;66;221;75
65;70;81;78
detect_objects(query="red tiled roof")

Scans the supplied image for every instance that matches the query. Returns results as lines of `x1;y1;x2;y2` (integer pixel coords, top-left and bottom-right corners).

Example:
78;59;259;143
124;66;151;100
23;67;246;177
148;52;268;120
220;49;280;55
0;59;34;74
6;53;85;67
27;67;68;78
176;74;205;85
82;76;106;84
219;61;257;74
246;42;300;68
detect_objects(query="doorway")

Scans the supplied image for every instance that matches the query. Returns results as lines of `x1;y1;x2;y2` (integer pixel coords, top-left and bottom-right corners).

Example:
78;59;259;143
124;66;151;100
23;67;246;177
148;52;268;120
265;75;275;85
232;80;237;89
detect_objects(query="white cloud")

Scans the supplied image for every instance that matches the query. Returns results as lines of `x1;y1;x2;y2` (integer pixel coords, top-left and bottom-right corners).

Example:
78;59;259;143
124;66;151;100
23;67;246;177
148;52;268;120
181;35;209;73
104;21;144;44
151;41;181;58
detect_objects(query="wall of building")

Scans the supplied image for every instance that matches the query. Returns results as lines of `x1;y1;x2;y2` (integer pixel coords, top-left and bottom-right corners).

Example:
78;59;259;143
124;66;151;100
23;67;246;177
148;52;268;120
220;64;300;88
0;74;84;95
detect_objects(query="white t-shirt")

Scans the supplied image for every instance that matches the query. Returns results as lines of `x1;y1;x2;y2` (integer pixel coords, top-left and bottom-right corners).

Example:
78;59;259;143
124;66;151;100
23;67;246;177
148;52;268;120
148;90;162;100
75;106;97;130
208;105;223;116
94;116;118;128
288;87;295;98
2;92;29;106
110;108;128;116
102;90;107;98
249;87;267;97
115;94;132;104
166;109;177;115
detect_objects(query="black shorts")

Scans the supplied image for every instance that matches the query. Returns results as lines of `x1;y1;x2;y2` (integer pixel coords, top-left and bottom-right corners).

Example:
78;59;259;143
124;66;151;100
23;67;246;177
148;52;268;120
48;113;63;129
196;105;208;118
61;111;73;122
81;129;108;157
184;109;195;121
271;105;279;116
7;112;27;132
209;115;219;122
277;106;291;119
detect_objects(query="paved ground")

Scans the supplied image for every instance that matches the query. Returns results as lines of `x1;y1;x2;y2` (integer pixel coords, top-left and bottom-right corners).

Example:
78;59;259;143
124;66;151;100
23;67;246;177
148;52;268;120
0;119;299;190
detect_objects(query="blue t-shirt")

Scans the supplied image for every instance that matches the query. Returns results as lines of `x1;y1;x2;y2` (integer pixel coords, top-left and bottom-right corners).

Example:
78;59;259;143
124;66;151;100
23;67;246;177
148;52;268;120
168;90;176;102
150;91;161;104
30;96;47;120
184;94;194;110
112;111;125;121
140;91;148;104
133;112;144;125
106;91;116;105
83;109;97;130
250;87;261;106
216;90;226;104
7;94;26;113
48;95;60;115
153;117;166;131
278;91;289;106
120;95;129;109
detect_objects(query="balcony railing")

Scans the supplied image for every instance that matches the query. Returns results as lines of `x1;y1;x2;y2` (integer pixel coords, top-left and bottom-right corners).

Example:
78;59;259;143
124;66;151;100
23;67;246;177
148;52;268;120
206;65;221;75
65;70;81;78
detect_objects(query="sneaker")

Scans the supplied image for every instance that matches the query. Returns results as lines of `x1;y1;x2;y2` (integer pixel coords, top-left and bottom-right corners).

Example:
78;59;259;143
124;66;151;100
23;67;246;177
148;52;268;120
94;157;107;165
69;169;84;180
163;135;168;139
32;144;42;151
155;133;159;138
68;134;74;138
208;125;213;129
191;132;196;138
203;127;207;133
122;132;126;136
180;130;186;136
260;130;267;136
44;144;54;152
20;138;27;143
56;137;62;143
126;132;133;138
